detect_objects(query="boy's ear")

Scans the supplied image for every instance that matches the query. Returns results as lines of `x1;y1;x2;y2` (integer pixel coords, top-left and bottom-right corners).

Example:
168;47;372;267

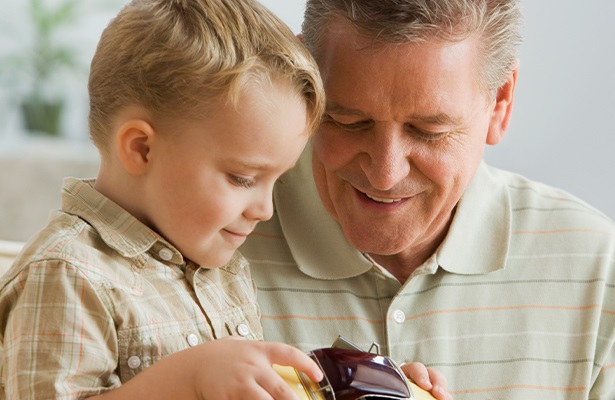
115;119;157;175
486;65;518;146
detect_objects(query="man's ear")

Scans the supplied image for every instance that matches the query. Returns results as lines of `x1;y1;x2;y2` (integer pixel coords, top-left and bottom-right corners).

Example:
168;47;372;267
115;119;157;175
296;33;304;43
486;66;518;145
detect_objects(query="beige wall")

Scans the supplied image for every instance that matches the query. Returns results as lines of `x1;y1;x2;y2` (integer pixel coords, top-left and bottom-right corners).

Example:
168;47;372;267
0;138;99;242
0;240;23;276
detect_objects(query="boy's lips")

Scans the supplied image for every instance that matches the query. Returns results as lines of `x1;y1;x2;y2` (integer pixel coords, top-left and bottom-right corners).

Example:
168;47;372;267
224;231;248;238
221;230;250;247
223;227;254;237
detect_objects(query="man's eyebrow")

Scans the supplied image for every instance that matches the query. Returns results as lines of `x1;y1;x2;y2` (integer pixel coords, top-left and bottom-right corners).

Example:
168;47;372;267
327;103;460;126
411;113;460;126
325;103;366;116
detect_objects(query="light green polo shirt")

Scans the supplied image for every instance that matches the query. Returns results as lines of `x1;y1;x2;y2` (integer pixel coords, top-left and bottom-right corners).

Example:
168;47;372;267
241;143;615;400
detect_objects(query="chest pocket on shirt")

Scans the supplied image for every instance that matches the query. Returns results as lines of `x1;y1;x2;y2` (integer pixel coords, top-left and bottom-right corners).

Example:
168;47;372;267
117;321;203;382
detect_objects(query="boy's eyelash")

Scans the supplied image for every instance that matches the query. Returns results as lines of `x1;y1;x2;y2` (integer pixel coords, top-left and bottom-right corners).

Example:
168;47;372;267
230;175;255;188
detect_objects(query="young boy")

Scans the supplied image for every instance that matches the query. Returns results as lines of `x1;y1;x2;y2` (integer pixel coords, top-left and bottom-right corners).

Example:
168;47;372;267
0;0;447;399
0;0;323;398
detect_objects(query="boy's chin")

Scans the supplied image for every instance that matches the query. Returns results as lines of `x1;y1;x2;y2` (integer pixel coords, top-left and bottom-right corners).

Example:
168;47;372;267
195;249;241;269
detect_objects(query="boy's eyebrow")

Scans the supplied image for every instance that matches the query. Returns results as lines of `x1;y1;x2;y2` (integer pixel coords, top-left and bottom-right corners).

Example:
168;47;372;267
230;159;275;171
229;158;301;174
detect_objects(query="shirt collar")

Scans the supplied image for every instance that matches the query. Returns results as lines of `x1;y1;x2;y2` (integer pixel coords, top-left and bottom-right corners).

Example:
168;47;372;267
61;177;182;264
275;144;510;279
436;163;511;275
275;143;373;279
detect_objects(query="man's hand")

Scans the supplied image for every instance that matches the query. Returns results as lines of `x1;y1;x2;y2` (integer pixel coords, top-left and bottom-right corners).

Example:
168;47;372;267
401;362;453;400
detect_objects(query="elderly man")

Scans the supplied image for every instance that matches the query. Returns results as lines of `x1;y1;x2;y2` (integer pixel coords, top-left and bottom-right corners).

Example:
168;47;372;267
242;0;615;398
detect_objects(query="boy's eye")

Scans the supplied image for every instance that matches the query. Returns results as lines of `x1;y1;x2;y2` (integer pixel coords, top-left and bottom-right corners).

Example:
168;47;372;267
230;175;255;189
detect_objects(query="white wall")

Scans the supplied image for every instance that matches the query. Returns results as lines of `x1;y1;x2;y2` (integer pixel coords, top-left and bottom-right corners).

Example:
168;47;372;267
484;1;615;219
260;0;615;219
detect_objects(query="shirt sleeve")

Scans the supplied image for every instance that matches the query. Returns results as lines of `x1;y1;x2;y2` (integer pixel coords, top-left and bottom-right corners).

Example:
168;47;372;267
1;259;121;399
589;262;615;399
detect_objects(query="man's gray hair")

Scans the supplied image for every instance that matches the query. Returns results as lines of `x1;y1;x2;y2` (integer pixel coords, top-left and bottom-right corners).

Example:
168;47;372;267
302;0;522;98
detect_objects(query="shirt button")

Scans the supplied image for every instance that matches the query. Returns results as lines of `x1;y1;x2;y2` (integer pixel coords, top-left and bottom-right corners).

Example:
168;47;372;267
186;333;199;347
159;248;173;261
393;309;406;324
236;323;250;337
127;355;141;369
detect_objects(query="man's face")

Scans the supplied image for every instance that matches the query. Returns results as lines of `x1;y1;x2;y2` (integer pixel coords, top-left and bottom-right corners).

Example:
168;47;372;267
312;20;506;264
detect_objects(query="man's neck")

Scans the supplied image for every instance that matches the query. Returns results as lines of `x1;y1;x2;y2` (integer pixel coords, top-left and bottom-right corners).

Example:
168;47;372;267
368;248;433;283
367;216;452;283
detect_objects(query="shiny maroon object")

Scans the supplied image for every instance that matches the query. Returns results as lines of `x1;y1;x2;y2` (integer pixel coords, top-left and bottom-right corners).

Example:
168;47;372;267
308;347;412;399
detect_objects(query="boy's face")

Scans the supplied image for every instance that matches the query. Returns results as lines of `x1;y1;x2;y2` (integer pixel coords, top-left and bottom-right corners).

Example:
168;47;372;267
144;82;308;268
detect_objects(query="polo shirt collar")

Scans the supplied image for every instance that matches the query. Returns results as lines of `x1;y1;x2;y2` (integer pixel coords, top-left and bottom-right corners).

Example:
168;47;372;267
436;163;511;275
275;143;372;279
275;144;510;279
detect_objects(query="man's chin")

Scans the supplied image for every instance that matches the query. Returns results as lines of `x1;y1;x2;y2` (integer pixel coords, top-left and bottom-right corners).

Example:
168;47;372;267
342;227;407;255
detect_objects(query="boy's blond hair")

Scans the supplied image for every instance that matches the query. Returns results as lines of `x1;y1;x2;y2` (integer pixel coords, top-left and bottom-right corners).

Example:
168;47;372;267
89;0;324;154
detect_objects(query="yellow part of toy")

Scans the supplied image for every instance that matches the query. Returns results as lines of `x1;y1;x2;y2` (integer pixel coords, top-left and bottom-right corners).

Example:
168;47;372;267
273;364;328;399
274;364;436;400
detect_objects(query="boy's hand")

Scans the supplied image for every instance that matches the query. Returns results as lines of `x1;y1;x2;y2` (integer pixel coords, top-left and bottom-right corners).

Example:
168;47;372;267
92;337;322;400
193;337;323;400
401;362;453;400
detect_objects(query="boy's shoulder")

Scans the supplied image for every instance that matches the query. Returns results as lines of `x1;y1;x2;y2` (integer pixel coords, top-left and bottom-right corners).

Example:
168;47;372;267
0;209;138;292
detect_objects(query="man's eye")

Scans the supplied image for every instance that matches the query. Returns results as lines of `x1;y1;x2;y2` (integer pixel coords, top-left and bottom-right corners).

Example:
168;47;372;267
324;114;373;131
406;126;451;142
230;175;255;188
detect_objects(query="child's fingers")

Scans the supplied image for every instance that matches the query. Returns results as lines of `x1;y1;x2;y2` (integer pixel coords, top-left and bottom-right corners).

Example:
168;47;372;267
255;370;302;400
263;342;324;383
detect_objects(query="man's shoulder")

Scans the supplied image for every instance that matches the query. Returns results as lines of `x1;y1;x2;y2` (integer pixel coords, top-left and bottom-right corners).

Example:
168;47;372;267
482;166;615;263
494;167;614;230
241;211;295;264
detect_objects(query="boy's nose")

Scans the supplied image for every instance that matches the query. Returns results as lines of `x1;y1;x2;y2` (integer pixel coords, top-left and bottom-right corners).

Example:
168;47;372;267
245;192;274;222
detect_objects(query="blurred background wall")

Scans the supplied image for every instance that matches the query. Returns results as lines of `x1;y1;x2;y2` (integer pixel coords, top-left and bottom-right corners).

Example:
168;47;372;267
1;0;614;242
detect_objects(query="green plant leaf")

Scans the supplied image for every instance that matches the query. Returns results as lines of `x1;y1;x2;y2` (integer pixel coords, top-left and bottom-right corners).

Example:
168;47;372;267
30;0;79;36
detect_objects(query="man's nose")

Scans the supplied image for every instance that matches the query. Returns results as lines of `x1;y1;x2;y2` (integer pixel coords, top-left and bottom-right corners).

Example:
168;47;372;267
362;127;410;191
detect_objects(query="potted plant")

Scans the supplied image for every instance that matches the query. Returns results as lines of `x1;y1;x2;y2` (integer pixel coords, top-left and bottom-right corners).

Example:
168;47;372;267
2;0;82;136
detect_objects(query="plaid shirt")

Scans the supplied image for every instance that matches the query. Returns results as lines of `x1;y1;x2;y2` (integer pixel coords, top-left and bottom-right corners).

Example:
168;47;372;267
0;178;262;399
